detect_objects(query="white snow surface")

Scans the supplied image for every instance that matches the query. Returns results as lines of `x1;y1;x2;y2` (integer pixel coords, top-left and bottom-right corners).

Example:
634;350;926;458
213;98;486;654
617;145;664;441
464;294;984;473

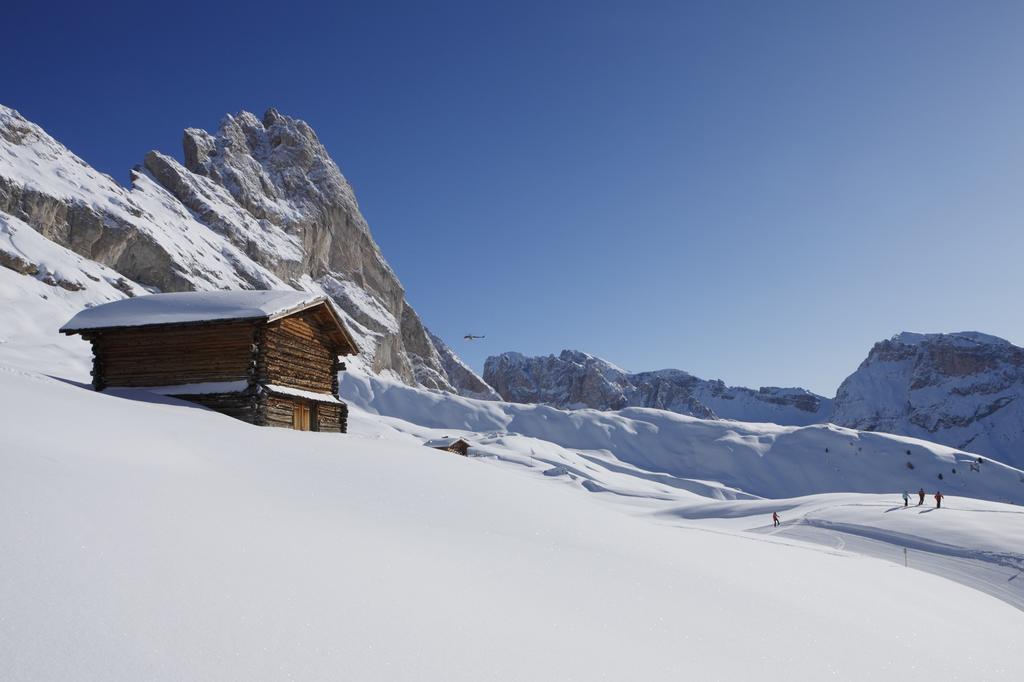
60;290;324;331
893;330;1012;348
4;218;1024;677
341;371;1024;505
0;211;142;378
2;363;1024;681
262;383;342;404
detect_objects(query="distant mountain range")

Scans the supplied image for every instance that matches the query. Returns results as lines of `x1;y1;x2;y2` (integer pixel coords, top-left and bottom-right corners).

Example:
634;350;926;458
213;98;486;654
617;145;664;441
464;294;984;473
485;333;1024;469
484;350;831;425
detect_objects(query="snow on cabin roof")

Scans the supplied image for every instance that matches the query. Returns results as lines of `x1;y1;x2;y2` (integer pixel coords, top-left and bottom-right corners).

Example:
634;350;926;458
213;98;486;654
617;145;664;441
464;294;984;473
262;384;343;405
424;437;471;449
61;290;328;332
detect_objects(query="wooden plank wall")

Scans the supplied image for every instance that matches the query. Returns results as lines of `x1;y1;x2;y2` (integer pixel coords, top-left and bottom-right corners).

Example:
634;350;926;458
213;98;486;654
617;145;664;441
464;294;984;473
260;398;346;433
175;392;259;424
262;395;299;429
317;404;344;433
88;322;256;389
84;310;349;434
257;312;338;397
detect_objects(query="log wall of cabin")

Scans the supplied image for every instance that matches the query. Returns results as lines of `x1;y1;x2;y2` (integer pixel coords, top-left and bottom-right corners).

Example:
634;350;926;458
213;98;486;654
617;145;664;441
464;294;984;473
170;391;259;424
316;404;344;433
261;395;300;430
82;308;350;434
87;322;257;389
258;397;346;433
256;312;338;397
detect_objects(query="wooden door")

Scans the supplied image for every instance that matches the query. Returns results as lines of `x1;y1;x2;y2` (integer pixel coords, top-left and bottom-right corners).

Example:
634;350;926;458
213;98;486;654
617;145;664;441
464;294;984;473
292;400;311;431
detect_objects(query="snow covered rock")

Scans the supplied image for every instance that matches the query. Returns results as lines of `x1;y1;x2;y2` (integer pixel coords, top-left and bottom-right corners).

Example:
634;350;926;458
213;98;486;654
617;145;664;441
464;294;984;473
0;104;490;397
0;211;144;376
484;349;831;425
831;332;1024;468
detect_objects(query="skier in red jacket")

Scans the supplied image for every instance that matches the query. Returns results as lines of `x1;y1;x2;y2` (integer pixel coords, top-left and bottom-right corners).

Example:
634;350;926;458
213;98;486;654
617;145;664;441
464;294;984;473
935;491;944;509
772;511;780;527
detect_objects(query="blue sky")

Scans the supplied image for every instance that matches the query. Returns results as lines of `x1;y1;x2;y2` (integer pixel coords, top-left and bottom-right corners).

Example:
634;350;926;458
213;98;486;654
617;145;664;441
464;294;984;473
4;0;1022;395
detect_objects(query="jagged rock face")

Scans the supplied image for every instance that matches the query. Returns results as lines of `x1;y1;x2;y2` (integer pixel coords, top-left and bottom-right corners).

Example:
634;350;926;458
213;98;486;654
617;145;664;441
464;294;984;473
485;350;634;411
831;332;1024;468
484;350;831;425
155;109;431;383
0;104;492;398
0;106;283;294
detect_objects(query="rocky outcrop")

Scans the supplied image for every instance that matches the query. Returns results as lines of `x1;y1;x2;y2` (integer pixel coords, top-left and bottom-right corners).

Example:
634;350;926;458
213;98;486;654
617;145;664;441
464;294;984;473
484;350;831;425
831;332;1024;468
0;103;490;396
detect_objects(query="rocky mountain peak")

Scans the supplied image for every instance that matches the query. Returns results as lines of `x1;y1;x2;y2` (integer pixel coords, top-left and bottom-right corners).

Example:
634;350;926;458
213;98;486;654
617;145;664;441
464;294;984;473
0;103;493;399
484;349;831;425
831;331;1024;468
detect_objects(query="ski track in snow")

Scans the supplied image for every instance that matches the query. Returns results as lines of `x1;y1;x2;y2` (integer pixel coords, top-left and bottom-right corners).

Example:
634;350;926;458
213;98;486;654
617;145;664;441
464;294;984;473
655;495;1024;611
760;505;1024;610
769;522;1024;610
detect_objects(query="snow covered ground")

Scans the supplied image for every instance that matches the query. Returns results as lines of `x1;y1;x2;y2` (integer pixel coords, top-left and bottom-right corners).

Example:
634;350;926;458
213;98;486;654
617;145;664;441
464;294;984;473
0;212;140;378
342;372;1024;612
2;358;1024;680
341;371;1024;505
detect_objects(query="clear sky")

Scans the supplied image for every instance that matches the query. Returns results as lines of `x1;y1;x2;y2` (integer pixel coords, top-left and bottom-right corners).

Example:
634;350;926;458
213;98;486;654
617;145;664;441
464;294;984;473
4;0;1023;395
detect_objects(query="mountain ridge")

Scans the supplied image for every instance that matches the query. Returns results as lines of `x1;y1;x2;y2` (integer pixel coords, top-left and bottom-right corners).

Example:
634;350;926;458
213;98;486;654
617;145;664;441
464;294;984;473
0;104;488;397
830;330;1024;469
483;348;832;426
486;332;1024;468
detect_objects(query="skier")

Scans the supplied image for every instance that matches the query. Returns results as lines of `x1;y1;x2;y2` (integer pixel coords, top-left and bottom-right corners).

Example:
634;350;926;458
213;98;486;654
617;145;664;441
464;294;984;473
902;490;910;507
917;488;926;506
935;491;944;509
772;511;780;527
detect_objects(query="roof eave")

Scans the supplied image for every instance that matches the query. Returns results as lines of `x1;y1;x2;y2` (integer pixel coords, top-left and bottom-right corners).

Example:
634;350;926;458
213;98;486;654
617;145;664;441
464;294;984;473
305;298;361;356
59;315;267;336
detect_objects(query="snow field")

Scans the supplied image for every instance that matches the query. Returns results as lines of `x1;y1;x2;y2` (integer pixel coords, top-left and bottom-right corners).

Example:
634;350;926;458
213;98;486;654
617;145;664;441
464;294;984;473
2;366;1023;680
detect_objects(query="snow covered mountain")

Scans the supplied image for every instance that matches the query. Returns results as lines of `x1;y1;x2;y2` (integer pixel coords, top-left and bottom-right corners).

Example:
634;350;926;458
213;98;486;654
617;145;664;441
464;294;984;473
0;104;488;396
484;349;832;426
831;332;1024;469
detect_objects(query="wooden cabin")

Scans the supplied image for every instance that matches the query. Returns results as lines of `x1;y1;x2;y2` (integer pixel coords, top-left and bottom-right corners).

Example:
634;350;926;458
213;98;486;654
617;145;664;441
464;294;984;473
424;437;471;456
61;290;359;433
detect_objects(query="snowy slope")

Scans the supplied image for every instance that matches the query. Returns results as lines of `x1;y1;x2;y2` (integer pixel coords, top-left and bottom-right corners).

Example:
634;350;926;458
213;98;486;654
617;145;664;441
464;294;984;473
832;332;1024;469
2;364;1023;681
659;492;1024;610
0;211;143;378
484;349;831;425
341;370;1024;504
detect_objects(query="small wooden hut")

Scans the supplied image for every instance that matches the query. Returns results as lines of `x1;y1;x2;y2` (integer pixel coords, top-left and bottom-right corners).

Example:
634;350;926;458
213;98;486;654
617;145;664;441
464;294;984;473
61;290;359;433
424;437;471;456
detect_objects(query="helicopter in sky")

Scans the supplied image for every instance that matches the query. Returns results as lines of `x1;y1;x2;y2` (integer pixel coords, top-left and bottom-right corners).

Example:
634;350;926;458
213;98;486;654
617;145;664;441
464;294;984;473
463;334;486;341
